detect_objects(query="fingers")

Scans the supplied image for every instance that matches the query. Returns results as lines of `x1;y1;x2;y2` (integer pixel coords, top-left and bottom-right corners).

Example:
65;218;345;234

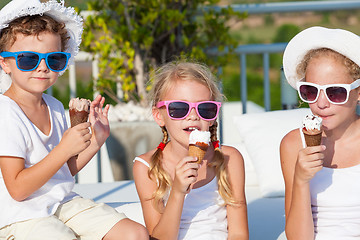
73;122;91;128
302;145;326;154
296;145;326;182
90;95;109;118
173;157;201;193
176;157;200;172
103;104;110;117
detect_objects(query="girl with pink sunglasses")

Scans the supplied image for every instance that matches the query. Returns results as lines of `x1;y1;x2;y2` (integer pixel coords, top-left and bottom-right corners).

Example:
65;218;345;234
281;27;360;240
133;61;249;239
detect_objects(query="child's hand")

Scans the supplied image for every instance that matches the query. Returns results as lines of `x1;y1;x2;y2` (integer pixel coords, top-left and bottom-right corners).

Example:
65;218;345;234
295;145;325;183
172;157;200;194
61;122;91;157
89;95;110;148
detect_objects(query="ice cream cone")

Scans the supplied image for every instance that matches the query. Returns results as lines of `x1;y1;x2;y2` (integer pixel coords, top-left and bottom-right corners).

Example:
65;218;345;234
302;114;323;147
69;109;89;127
303;131;322;146
189;143;208;163
188;129;211;164
69;97;91;127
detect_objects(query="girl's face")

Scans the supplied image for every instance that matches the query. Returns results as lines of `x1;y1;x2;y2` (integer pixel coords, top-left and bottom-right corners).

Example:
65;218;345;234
0;32;61;95
154;79;215;147
305;56;360;131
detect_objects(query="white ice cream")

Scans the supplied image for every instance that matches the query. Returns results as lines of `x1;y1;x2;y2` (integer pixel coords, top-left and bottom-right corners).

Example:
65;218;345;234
302;114;322;131
189;129;211;145
69;97;91;112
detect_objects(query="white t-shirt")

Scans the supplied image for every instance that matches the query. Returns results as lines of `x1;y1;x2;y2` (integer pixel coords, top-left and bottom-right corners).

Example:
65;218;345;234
0;94;78;228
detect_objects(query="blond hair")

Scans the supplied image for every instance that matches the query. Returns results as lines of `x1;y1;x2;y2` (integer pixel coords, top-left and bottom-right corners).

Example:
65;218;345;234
297;48;360;81
148;60;237;211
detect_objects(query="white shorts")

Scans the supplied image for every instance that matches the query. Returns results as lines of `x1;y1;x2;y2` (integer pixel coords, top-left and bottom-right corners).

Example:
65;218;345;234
0;197;127;240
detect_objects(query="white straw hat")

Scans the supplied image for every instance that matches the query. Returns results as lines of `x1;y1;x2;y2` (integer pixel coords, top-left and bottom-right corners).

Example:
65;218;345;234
283;26;360;89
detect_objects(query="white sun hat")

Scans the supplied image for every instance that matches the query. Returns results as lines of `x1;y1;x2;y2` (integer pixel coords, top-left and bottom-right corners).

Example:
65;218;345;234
283;26;360;89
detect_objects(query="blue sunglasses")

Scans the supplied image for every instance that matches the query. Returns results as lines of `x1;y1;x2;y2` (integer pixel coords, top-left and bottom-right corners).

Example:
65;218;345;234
0;51;71;72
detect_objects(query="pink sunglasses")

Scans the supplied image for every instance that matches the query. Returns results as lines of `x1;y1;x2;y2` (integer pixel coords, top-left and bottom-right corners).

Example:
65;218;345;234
156;100;221;121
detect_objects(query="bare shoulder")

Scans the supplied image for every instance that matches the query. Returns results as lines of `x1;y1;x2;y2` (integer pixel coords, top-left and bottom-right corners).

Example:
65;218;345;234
221;145;244;170
280;128;302;157
132;149;157;199
133;149;156;185
221;145;243;159
280;128;303;172
133;149;156;169
220;145;246;196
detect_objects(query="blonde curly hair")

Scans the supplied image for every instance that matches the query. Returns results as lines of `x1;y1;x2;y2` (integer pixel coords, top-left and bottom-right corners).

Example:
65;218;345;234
297;48;360;81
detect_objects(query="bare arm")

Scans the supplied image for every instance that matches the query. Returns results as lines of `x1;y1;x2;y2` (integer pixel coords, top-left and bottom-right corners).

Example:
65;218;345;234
280;130;324;240
133;154;199;239
224;146;249;240
0;123;91;201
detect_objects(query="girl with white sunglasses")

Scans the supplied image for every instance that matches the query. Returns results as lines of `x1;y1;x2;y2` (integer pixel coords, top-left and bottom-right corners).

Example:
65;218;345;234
281;26;360;240
133;61;249;239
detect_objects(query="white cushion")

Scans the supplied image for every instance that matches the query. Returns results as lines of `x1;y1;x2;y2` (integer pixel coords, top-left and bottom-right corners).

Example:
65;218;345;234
115;202;145;226
234;108;311;197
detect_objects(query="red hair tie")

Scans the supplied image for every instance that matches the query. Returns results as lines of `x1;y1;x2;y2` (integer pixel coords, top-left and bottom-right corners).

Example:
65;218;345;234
157;142;166;151
212;140;220;149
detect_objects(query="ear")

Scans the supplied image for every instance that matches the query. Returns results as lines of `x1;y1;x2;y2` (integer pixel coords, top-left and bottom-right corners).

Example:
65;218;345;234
0;56;10;74
152;106;165;127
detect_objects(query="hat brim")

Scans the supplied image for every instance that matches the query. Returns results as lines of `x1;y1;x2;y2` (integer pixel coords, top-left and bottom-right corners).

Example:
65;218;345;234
283;26;360;88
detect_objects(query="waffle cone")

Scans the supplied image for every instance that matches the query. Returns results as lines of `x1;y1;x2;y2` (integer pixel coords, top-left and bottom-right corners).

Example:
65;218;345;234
303;131;322;147
69;109;89;127
189;145;208;164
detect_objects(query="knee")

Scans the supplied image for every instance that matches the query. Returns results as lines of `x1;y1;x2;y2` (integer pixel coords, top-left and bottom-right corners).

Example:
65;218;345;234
122;222;149;240
105;219;149;240
133;224;149;240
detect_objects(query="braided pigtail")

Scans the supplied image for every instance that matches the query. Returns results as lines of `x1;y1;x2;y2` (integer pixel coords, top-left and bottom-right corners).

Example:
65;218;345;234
208;122;238;206
148;126;172;212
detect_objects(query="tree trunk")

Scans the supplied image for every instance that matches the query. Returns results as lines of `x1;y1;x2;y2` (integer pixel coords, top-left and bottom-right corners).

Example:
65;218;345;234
134;51;148;106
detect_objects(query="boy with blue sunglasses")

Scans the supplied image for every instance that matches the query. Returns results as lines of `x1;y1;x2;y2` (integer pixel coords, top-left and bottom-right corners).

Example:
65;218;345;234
0;0;148;239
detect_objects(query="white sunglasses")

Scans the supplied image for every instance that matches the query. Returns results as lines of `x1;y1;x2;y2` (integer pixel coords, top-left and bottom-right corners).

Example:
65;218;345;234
296;79;360;104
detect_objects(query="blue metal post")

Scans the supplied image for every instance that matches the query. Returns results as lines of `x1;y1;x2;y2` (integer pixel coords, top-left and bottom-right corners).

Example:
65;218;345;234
263;52;270;111
240;54;247;114
280;67;298;109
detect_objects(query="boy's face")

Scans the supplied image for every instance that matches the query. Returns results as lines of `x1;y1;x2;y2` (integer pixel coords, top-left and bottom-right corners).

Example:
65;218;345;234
0;32;62;95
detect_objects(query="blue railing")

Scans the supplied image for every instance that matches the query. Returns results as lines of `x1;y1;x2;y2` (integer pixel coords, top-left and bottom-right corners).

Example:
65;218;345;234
207;0;360;14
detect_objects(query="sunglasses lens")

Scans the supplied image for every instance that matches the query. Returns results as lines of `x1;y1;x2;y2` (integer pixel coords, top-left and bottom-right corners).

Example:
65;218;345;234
168;102;189;119
47;53;68;71
17;52;39;70
299;85;318;102
326;87;347;103
198;102;218;120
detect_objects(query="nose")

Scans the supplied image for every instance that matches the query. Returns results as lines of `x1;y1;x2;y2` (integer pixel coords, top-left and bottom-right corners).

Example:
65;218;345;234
36;58;49;72
316;89;330;109
187;107;200;120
